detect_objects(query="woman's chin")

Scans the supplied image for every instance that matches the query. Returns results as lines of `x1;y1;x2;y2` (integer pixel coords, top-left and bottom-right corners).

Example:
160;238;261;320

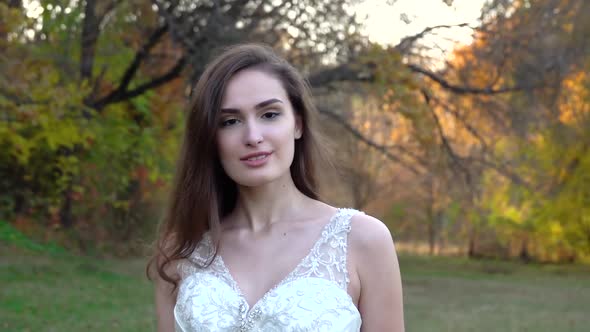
234;177;276;188
231;171;287;188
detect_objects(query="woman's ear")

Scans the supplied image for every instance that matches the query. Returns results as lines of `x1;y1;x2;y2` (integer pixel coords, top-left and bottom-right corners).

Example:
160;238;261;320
295;114;303;139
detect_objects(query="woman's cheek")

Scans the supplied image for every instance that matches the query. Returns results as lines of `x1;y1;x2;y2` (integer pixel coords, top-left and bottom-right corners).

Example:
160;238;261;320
217;132;236;157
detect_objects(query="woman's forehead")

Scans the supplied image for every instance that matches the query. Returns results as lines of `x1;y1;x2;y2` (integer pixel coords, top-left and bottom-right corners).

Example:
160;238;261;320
221;69;289;109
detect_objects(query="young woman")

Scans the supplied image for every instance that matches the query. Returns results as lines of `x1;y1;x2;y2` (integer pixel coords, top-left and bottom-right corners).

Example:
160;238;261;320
149;43;404;332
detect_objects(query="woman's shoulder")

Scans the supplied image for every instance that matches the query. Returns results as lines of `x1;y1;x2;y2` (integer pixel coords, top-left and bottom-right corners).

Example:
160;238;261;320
346;210;396;257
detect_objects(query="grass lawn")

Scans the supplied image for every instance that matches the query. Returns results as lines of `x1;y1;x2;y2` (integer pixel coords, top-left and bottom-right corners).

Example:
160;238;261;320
1;248;589;331
401;255;590;332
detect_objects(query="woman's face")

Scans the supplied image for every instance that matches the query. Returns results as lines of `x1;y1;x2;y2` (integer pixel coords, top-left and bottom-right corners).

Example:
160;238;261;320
216;68;302;187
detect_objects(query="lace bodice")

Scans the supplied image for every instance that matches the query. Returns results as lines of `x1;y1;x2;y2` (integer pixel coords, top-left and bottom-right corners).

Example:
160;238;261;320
174;208;363;332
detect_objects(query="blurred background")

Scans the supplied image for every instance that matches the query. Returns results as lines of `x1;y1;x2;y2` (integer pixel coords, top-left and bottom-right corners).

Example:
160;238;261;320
1;0;589;331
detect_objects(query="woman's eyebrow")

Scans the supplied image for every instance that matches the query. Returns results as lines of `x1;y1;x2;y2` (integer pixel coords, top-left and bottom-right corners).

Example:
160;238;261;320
220;98;283;113
254;98;283;109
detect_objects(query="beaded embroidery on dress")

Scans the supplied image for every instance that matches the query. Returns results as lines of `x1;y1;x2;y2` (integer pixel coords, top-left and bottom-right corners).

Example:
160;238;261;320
174;208;363;332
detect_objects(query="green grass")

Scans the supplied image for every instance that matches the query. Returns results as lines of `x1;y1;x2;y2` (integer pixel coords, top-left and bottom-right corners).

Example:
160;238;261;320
400;255;590;332
1;245;589;331
0;250;154;331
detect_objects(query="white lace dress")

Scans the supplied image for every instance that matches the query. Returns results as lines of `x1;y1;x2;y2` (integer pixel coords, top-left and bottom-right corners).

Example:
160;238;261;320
174;208;363;332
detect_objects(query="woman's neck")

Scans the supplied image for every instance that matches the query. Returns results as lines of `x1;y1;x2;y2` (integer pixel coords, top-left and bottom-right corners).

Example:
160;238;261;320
231;175;311;233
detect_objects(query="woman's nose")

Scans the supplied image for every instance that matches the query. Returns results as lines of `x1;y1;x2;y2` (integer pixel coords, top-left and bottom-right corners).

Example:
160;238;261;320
244;121;263;146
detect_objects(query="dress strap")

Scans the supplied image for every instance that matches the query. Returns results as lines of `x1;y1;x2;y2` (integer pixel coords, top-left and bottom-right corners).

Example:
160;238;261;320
330;208;362;289
191;232;215;265
177;233;215;279
333;208;362;234
292;207;363;290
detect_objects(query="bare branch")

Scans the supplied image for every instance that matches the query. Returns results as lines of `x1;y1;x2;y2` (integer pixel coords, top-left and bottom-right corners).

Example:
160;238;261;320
424;89;493;153
97;0;123;27
423;91;474;186
307;55;539;96
91;55;186;110
318;108;423;175
422;88;537;191
461;155;532;189
118;23;169;93
394;23;471;54
308;64;373;87
407;63;541;94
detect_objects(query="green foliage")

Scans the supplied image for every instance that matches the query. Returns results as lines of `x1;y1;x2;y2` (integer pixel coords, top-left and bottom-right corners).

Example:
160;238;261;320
0;24;93;218
0;1;181;251
0;220;65;254
2;0;586;263
532;126;590;259
482;89;590;262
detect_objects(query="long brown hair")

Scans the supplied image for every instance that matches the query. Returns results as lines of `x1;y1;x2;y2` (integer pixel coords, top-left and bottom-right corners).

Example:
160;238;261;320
147;43;330;291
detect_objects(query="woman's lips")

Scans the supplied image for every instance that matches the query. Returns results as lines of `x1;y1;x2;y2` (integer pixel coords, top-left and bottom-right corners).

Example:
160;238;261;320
241;152;272;167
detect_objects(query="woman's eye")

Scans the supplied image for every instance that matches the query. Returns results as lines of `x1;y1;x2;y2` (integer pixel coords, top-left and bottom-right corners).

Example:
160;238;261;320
220;118;239;127
262;112;280;119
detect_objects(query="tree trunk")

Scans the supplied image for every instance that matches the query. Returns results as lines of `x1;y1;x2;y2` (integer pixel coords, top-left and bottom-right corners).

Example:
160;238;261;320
519;238;531;263
59;182;73;228
468;231;477;258
80;0;99;80
428;220;436;255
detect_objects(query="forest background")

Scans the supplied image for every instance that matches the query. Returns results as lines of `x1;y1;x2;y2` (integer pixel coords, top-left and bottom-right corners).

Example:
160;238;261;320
2;0;589;262
2;0;590;330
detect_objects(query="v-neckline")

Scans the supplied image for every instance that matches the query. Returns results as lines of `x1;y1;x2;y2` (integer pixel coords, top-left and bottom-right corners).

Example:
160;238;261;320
214;208;343;315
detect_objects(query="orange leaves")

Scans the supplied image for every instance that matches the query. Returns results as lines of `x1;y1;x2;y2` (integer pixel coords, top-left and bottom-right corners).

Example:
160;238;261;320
558;69;590;126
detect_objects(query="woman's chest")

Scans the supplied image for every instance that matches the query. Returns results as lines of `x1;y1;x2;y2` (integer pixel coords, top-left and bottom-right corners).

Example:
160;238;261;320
174;273;361;332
